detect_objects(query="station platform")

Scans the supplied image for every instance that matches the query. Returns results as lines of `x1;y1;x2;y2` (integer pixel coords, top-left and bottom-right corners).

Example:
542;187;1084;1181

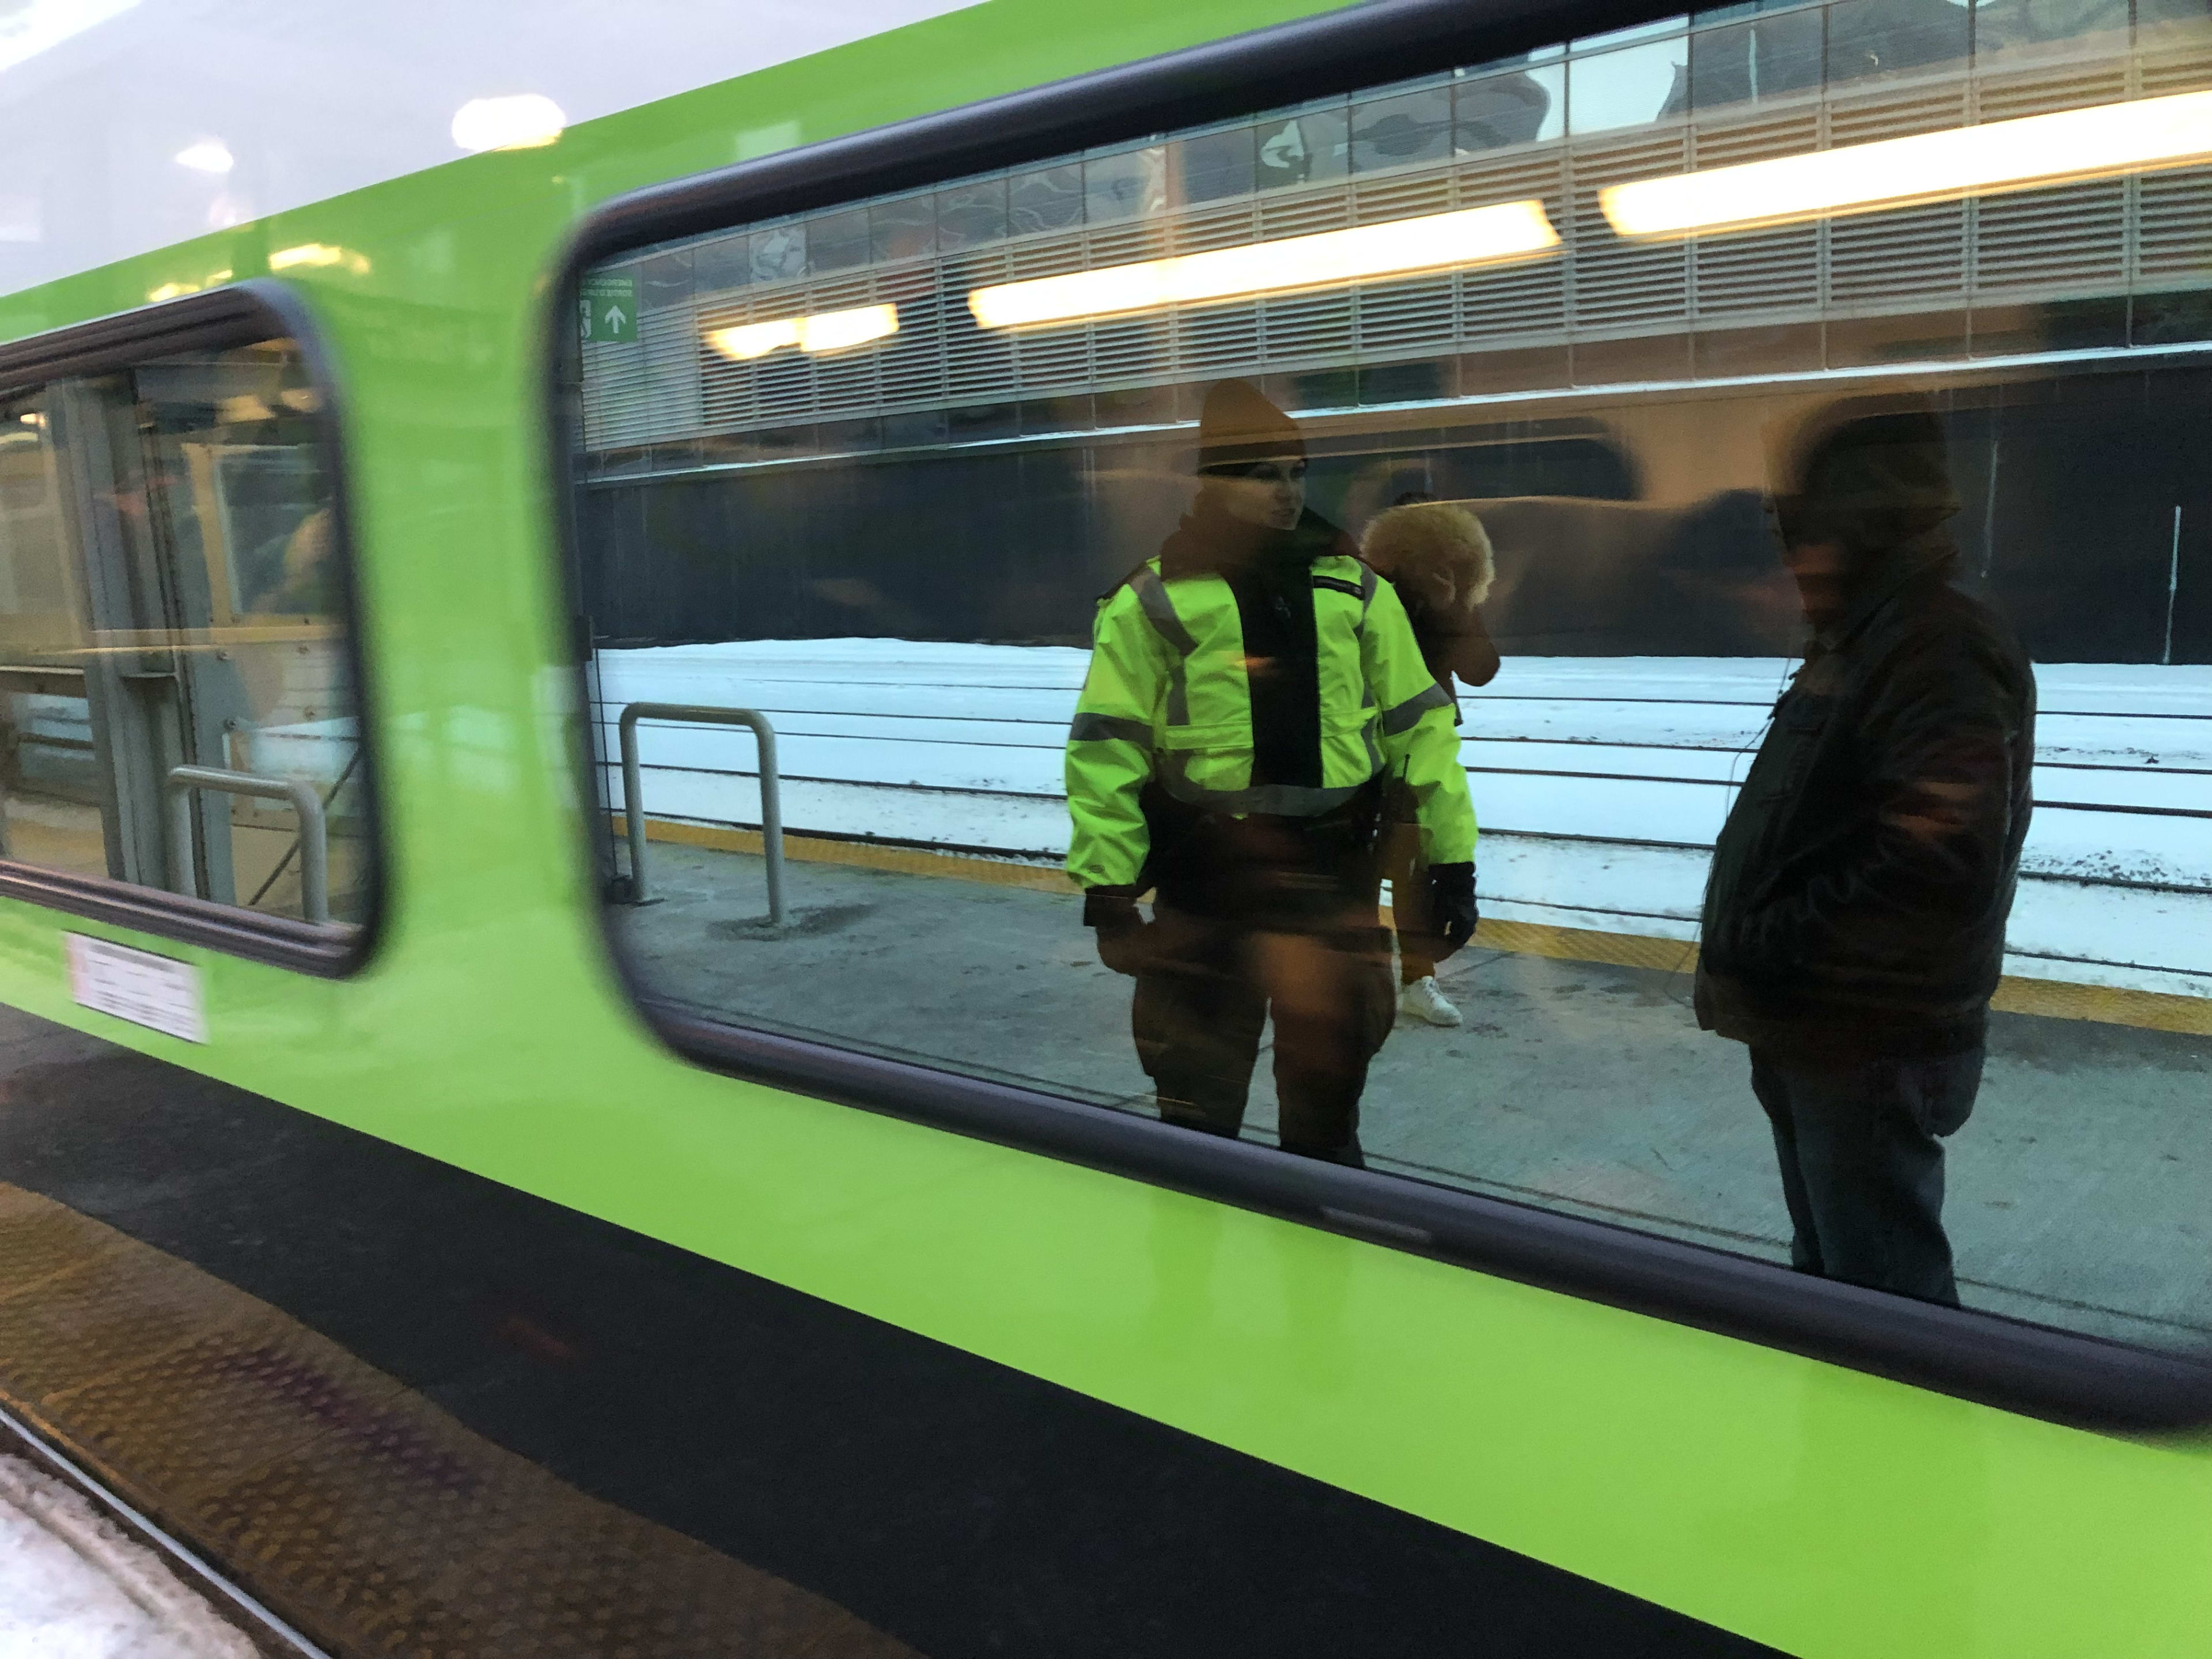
615;835;2212;1353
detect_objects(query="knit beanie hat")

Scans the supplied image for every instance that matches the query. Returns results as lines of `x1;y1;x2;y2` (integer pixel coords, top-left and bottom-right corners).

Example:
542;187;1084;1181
1783;404;1960;555
1196;380;1305;473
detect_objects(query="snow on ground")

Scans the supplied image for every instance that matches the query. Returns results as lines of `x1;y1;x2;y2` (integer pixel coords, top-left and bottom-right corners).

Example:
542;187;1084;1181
595;642;2212;997
0;1456;252;1659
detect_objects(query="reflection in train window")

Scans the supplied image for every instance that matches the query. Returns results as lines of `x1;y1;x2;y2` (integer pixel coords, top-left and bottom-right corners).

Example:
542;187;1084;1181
0;335;366;930
572;1;2211;1355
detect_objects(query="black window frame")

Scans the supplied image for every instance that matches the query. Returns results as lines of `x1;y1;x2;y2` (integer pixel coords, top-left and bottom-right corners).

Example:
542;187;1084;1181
546;0;2212;1427
0;281;382;977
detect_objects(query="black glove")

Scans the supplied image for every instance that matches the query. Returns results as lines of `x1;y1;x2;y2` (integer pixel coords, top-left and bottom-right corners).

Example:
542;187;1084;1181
1426;863;1478;960
1084;887;1153;976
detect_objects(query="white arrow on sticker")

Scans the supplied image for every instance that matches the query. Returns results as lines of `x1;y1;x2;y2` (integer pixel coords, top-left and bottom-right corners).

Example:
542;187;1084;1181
604;303;628;330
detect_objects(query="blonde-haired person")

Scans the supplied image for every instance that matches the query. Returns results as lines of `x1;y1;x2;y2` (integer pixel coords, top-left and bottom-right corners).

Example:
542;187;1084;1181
1360;496;1499;1027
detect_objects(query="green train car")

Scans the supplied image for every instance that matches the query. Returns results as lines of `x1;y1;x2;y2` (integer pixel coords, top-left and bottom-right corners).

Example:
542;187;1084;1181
0;0;2207;1652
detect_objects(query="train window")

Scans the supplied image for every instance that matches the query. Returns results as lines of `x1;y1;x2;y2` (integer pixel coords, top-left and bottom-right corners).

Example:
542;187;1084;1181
564;0;2212;1394
0;293;370;964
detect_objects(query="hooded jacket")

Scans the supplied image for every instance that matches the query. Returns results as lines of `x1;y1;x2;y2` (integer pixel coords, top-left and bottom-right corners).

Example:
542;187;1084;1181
1065;498;1477;892
1360;500;1501;700
1696;412;2035;1060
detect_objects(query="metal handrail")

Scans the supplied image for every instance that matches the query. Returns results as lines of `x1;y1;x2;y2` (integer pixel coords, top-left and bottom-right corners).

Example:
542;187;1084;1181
616;703;785;924
165;765;329;924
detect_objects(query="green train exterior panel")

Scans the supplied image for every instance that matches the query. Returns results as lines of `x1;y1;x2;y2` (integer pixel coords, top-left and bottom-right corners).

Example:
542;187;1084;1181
0;1;2205;1653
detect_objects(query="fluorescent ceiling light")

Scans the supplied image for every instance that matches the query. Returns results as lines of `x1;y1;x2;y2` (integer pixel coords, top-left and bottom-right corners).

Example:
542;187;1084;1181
1603;88;2212;240
450;94;566;153
173;138;234;176
706;302;900;360
967;200;1560;330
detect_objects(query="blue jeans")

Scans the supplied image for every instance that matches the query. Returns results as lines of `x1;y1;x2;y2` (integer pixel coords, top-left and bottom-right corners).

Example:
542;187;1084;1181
1748;1046;1984;1306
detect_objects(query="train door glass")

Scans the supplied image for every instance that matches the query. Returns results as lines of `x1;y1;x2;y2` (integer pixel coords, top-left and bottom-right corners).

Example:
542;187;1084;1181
567;0;2211;1362
0;332;366;934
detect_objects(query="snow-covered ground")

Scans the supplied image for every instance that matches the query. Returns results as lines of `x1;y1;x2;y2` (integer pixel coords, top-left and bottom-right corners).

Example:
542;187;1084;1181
0;1455;252;1659
597;642;2212;999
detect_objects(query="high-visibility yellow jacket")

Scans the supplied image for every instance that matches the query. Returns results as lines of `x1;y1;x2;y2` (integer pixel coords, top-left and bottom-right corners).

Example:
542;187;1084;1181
1065;543;1478;892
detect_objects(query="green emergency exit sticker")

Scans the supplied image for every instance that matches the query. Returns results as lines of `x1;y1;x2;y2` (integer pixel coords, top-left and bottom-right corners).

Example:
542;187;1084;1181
580;273;638;344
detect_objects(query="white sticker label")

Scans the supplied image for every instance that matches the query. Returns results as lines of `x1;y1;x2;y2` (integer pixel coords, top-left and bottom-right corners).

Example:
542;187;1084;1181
65;934;207;1044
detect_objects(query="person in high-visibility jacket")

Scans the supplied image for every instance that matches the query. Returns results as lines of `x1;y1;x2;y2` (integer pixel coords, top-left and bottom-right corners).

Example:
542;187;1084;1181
1066;381;1479;1167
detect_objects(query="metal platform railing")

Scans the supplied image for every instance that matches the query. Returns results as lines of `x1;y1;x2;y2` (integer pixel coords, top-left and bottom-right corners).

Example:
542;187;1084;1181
616;703;785;924
166;765;330;925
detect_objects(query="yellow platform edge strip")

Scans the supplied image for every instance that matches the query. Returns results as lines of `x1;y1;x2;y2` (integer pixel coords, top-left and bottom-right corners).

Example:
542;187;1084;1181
617;815;2212;1037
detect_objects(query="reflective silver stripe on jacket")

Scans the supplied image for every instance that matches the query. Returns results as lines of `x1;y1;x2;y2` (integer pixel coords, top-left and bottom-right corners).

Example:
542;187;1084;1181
1380;679;1453;736
1127;565;1195;726
1068;712;1151;744
1159;752;1377;817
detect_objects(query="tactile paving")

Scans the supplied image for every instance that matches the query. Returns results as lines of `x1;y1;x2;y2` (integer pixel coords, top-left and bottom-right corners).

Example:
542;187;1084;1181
0;1183;920;1658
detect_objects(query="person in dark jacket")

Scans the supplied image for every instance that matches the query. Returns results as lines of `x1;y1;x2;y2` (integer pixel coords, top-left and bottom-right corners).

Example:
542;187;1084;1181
1695;402;2035;1306
1360;496;1500;1026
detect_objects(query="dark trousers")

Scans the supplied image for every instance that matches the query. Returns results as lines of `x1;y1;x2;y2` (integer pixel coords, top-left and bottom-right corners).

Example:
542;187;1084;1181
1749;1046;1983;1306
1133;907;1393;1166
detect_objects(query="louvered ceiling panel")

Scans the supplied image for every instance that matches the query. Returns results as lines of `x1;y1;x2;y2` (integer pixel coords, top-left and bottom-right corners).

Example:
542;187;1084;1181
751;353;815;425
1354;274;1459;355
1350;171;1456;225
1974;62;2127;120
1824;82;1968;146
1009;316;1092;395
1256;187;1353;240
695;346;755;438
1829;200;1967;305
1081;222;1165;270
1567;135;1690;334
933;248;1010;407
811;349;881;422
1174;202;1261;254
873;274;952;412
1688;111;1824;319
2137;42;2212;96
1455;153;1570;344
1258;290;1357;365
1974;179;2127;294
1088;315;1176;389
639;315;706;442
806;270;879;419
1692;223;1821;318
1003;237;1089;282
1175;303;1263;376
2138;165;2212;282
1459;256;1567;344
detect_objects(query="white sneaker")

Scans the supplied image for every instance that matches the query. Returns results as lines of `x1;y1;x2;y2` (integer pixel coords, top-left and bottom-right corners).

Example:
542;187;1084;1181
1398;976;1462;1027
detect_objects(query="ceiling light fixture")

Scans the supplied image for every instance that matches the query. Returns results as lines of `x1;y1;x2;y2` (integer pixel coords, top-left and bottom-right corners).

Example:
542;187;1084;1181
1602;88;2212;240
967;200;1559;330
705;302;901;361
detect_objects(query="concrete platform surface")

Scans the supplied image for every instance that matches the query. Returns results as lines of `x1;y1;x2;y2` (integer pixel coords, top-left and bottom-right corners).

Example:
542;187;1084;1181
615;843;2212;1351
